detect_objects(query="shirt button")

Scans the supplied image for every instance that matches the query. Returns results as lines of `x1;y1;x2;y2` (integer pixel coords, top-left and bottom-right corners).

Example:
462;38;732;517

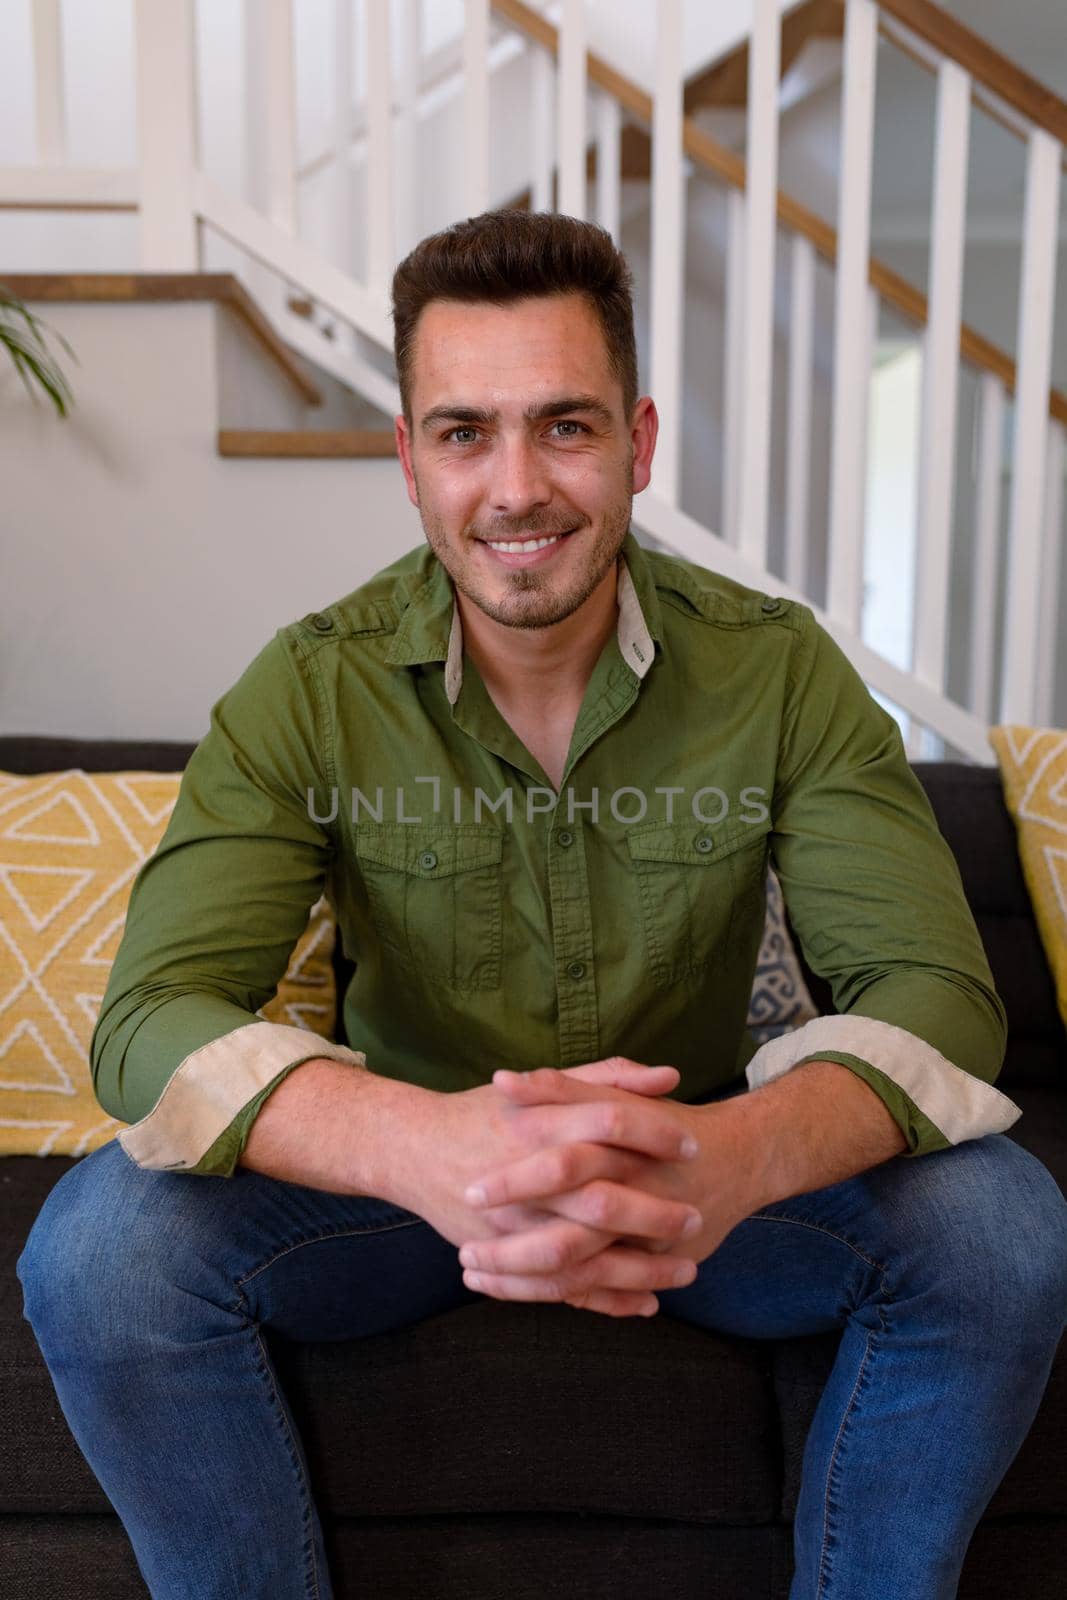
761;598;782;615
566;960;586;980
311;612;334;632
694;835;715;854
556;829;574;847
418;850;438;870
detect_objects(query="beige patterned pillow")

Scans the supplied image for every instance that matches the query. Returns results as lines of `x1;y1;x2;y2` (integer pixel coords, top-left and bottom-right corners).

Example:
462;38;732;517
989;727;1067;1032
0;769;336;1157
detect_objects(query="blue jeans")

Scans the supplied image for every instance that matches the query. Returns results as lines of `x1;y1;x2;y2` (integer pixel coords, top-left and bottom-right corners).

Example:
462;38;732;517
16;1120;1067;1600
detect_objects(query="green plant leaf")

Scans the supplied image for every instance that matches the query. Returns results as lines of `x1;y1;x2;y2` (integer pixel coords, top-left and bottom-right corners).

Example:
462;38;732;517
0;283;77;418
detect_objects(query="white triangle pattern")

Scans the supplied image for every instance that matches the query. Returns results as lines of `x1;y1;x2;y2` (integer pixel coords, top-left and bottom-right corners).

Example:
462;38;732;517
4;789;101;846
0;767;337;1157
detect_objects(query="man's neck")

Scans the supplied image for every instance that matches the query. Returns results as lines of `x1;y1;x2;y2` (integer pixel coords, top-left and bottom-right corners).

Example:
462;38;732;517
457;559;621;721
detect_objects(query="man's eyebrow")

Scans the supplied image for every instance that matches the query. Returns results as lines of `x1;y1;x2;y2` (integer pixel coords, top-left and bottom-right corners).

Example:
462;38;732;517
419;395;615;432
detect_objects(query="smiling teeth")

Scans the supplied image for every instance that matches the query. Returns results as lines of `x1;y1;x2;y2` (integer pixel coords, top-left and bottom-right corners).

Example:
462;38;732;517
486;534;565;553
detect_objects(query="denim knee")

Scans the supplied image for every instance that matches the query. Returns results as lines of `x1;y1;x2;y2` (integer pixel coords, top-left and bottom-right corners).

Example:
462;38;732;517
16;1140;178;1348
919;1135;1067;1336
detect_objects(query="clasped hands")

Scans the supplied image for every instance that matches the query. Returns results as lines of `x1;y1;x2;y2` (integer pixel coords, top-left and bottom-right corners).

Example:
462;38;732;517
453;1058;756;1320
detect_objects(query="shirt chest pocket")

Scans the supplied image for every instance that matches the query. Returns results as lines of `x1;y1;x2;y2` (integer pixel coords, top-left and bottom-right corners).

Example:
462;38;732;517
626;820;770;989
354;824;504;991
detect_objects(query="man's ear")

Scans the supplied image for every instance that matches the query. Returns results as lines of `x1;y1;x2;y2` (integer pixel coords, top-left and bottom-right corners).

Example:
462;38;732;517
395;414;420;509
630;397;658;495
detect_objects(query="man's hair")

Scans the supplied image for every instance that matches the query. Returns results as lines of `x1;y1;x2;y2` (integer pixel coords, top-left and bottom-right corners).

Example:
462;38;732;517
391;209;638;423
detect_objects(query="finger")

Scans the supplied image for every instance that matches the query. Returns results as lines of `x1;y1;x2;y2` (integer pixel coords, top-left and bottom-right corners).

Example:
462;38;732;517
465;1140;632;1209
494;1076;698;1163
569;1294;660;1318
571;1062;680;1097
565;1290;660;1319
465;1276;659;1318
462;1215;612;1276
462;1205;698;1275
466;1168;702;1253
523;1058;680;1096
463;1246;697;1302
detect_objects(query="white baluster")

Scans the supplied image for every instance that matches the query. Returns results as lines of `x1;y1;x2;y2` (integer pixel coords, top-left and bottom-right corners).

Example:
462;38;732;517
558;0;586;220
861;280;879;625
651;0;684;506
904;719;925;761
595;92;620;243
333;0;354;274
134;0;198;269
32;0;65;164
1000;127;1062;723
530;46;554;212
1036;419;1066;726
262;0;298;233
913;58;970;698
827;0;878;630
721;186;746;543
738;0;780;574
785;232;815;593
969;373;1005;724
394;0;420;260
365;0;394;290
463;0;490;216
243;0;297;315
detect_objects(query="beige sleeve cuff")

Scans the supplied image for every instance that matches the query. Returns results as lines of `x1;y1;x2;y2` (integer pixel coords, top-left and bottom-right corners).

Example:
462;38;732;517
745;1014;1022;1146
117;1020;367;1172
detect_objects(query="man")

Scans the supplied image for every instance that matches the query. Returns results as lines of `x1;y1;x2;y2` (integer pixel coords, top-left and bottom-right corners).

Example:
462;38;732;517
18;211;1067;1599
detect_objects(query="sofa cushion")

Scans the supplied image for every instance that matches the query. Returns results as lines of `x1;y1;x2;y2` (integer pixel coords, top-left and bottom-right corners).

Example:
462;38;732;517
0;737;198;775
0;768;336;1156
0;1153;781;1524
1;1155;114;1513
790;763;1064;1090
988;729;1067;1035
913;764;1063;1087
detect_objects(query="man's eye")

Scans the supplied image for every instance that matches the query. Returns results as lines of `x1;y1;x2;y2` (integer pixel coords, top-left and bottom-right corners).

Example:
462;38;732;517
442;421;588;444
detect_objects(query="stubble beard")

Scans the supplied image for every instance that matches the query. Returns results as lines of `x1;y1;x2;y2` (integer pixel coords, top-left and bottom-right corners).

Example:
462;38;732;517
416;465;635;632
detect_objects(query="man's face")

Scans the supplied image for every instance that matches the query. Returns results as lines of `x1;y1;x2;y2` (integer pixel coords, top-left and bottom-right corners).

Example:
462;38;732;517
395;293;657;632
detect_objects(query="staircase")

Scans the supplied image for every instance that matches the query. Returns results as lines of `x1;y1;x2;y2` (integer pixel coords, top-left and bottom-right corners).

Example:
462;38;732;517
2;0;1064;761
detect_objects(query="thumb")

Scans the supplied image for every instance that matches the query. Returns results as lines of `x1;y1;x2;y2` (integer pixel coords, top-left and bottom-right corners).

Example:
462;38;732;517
559;1057;681;1096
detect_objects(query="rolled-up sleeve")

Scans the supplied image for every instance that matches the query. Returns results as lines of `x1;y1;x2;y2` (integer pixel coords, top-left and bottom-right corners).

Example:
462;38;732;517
747;607;1020;1157
90;626;366;1177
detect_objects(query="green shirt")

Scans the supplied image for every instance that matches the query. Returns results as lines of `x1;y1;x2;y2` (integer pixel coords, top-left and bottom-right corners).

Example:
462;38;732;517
92;530;1019;1178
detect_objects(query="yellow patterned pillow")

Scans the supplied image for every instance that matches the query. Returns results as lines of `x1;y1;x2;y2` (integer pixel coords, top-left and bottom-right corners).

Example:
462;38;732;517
988;727;1067;1031
0;769;336;1158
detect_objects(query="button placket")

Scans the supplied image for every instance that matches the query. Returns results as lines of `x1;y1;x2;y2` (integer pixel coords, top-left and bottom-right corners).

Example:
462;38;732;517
545;819;599;1063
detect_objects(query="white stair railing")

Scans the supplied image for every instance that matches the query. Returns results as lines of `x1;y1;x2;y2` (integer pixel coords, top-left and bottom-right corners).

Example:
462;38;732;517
2;0;1064;759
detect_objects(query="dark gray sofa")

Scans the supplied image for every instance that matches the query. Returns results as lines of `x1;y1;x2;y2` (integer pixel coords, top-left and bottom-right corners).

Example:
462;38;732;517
2;735;1064;1599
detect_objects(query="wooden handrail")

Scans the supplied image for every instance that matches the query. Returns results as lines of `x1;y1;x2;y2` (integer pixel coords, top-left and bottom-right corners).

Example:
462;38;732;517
872;0;1067;147
491;0;1067;426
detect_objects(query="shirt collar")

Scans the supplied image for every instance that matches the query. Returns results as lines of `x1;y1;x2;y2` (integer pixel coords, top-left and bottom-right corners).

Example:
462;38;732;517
386;528;663;705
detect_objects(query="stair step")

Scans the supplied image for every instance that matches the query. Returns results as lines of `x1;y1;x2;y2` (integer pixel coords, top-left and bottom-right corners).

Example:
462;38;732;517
218;429;396;458
2;273;322;408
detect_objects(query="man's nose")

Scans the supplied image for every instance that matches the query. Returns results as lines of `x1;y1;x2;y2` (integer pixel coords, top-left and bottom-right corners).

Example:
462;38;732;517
489;434;553;516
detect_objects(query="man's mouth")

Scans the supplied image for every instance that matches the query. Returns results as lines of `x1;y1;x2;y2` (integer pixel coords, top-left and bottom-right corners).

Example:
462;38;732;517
477;528;578;557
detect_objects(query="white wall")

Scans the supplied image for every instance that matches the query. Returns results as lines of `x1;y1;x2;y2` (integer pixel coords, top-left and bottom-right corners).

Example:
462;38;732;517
0;300;422;741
